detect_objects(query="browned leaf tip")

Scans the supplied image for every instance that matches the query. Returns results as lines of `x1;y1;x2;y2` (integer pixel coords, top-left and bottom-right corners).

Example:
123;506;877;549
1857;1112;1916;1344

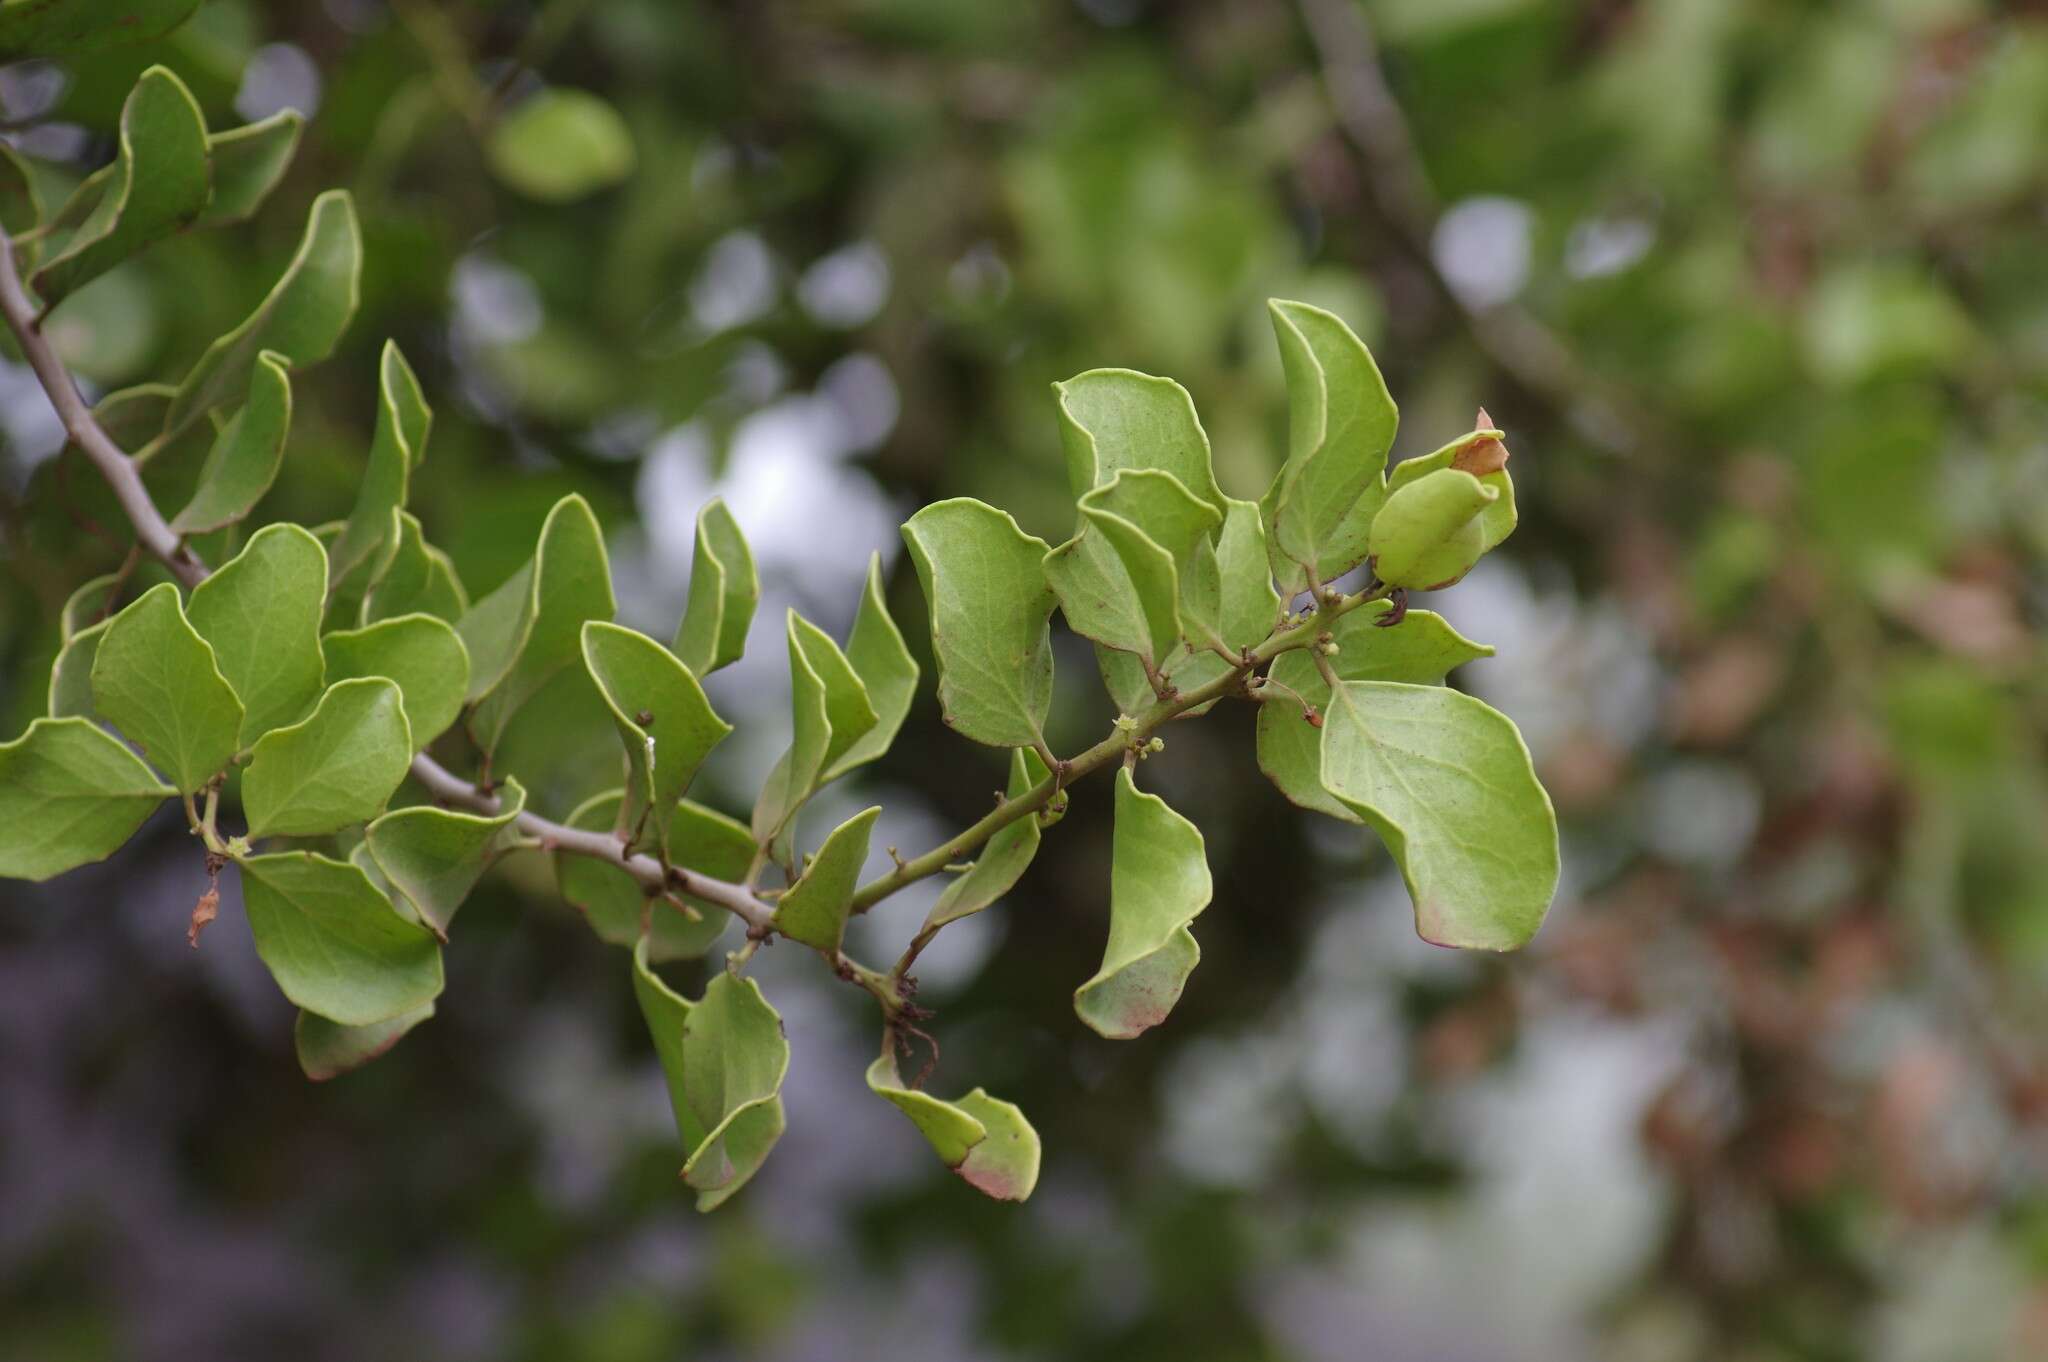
1452;408;1510;477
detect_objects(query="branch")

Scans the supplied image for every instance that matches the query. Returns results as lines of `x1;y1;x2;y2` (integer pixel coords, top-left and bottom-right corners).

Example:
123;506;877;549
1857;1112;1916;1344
0;222;775;939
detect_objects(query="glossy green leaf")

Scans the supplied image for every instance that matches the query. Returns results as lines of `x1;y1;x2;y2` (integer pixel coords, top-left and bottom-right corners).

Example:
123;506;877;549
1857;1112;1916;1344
361;511;467;625
240;851;443;1026
750;613;836;844
1045;469;1220;671
581;621;731;853
671;498;757;676
1258;602;1493;821
364;778;527;937
163;189;362;439
90;582;243;793
901;498;1057;749
632;944;789;1211
865;1052;1041;1202
1366;467;1497;590
1261;299;1399;592
294;1001;434;1081
330;342;432;589
0;717;173;881
770;805;881;952
1055;367;1225;513
557;793;741;960
821;554;920;782
924;748;1048;931
1075;767;1210;1040
487;88;637;203
0;0;201;59
167;350;293;534
321;614;470;748
242;678;412;839
186;524;328;746
30;66;208;310
459;493;615;753
200;109;303;228
1319;680;1559;950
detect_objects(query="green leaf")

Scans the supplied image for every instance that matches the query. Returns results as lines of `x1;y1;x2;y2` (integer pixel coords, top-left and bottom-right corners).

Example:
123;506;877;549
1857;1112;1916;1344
1366;467;1498;590
330;342;432;589
865;1052;1041;1202
487;88;637;203
901;498;1057;750
671;498;757;676
47;622;107;720
632;944;789;1211
240;850;443;1026
1055;368;1225;513
1156;496;1284;719
32;66;207;312
364;778;527;938
459;493;615;753
0;717;173;881
1045;468;1220;671
770;805;881;952
294;1002;434;1082
1319;680;1559;950
361;511;467;625
167;349;292;534
750;613;835;845
321;614;470;748
90;581;243;793
924;748;1047;931
0;0;201;59
186;523;328;746
199;109;304;228
1257;602;1493;821
821;553;919;783
1261;299;1399;593
557;793;741;961
1075;767;1210;1040
242;678;412;839
163;189;362;439
581;621;732;854
0;142;42;265
795;611;879;774
1382;418;1518;557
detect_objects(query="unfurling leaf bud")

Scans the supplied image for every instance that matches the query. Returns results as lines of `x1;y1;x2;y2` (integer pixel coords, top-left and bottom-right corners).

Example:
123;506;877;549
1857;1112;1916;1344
1366;467;1499;591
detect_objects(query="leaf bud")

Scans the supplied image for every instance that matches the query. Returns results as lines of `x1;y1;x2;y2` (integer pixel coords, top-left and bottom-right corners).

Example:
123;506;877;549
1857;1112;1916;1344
1366;467;1499;590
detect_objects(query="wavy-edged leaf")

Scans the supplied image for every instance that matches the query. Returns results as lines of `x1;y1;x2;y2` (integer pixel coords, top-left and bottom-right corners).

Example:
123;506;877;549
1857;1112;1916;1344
364;778;527;938
557;793;741;960
331;341;432;589
865;1052;1041;1202
294;1001;433;1081
1258;602;1493;821
168;349;292;534
242;678;411;839
1045;468;1219;670
48;573;124;719
1261;299;1399;593
200;109;303;227
902;498;1057;749
822;553;919;782
321;613;470;749
1054;367;1225;514
1075;767;1210;1039
0;0;201;59
924;748;1047;931
794;610;878;774
186;523;327;746
240;850;442;1026
361;511;467;625
581;621;731;854
90;581;243;793
632;944;789;1211
671;497;756;676
1156;496;1284;719
30;66;208;310
164;189;361;439
770;805;881;952
1319;680;1559;950
0;717;173;881
750;613;834;845
459;493;615;753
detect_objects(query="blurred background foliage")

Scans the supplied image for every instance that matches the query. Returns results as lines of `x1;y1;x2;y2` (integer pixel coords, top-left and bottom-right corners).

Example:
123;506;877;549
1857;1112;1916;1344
4;1;2047;1359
